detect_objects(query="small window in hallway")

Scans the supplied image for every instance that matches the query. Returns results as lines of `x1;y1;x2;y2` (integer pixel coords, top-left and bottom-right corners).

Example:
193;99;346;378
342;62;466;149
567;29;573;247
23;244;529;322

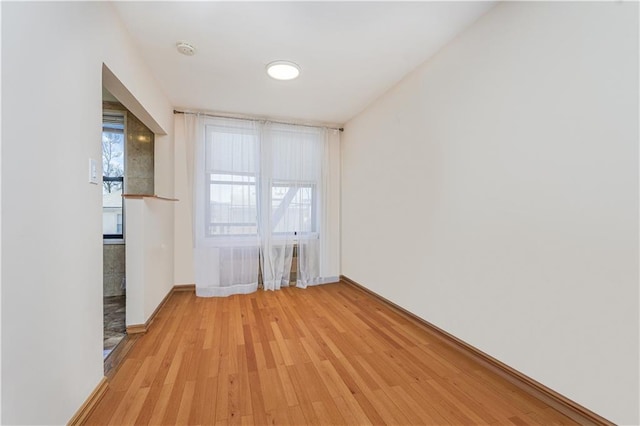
103;111;125;239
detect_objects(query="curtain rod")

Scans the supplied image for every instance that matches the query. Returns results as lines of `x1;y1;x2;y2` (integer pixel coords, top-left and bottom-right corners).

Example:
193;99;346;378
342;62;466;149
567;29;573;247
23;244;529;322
173;109;344;132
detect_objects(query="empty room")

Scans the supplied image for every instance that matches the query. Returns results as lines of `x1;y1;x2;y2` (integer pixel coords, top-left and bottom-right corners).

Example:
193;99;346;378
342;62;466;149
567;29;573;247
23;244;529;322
1;1;638;425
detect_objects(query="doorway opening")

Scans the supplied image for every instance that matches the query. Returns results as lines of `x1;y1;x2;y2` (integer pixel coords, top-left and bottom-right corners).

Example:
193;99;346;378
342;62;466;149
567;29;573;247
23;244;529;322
102;93;126;360
101;84;156;371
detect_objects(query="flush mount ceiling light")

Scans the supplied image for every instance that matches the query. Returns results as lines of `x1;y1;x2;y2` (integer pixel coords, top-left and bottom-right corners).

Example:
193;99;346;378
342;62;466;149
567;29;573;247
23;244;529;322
266;61;300;81
176;41;196;56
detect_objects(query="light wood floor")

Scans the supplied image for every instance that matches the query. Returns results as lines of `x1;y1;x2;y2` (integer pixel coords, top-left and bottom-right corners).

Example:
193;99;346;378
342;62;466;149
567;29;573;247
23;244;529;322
85;281;576;425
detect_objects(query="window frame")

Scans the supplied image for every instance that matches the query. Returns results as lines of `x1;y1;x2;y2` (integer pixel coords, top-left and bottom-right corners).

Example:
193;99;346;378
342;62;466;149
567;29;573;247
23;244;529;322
102;111;126;241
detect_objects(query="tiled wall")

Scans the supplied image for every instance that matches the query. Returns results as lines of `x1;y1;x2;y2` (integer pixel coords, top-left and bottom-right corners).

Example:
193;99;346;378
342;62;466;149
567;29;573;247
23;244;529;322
125;113;154;194
103;101;154;194
104;244;125;296
103;101;154;297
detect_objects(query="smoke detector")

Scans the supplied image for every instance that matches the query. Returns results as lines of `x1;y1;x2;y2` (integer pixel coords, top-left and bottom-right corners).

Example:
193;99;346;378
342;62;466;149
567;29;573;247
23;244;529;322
176;42;196;56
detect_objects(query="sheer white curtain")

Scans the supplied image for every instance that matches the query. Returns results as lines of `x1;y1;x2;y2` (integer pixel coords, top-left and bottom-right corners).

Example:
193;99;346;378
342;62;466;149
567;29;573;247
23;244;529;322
259;123;323;290
298;128;341;288
192;116;260;297
184;114;340;297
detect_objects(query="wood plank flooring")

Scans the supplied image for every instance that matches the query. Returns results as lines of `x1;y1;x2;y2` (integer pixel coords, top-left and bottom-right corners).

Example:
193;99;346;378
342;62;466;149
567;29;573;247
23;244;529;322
85;281;577;425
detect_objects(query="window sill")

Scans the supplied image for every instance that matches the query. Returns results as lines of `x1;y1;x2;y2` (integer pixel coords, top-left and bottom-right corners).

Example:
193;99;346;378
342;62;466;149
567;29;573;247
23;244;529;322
103;239;125;245
122;194;179;201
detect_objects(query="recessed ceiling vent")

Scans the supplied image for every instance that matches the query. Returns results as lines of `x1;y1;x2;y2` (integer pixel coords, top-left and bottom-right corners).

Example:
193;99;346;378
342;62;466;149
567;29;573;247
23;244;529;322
176;42;196;56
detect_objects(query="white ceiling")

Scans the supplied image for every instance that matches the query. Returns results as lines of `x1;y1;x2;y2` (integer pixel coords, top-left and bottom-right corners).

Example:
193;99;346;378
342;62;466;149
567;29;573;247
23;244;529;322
113;1;495;126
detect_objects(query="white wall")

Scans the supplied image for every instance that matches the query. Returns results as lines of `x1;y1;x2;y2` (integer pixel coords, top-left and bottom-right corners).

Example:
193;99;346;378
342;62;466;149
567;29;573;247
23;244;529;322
1;2;173;424
341;2;638;424
125;198;175;326
142;199;175;320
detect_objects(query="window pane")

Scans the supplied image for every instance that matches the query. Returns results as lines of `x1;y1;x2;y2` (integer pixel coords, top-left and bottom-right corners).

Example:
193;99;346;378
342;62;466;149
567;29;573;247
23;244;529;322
206;126;258;174
103;113;125;238
272;184;314;234
103;184;123;235
209;176;257;236
102;131;124;180
271;127;322;181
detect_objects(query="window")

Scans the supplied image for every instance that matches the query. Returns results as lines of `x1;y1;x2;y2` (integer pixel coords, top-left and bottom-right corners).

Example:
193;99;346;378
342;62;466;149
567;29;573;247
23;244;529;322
203;119;322;241
193;116;339;295
269;126;321;237
205;124;259;237
103;112;125;239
